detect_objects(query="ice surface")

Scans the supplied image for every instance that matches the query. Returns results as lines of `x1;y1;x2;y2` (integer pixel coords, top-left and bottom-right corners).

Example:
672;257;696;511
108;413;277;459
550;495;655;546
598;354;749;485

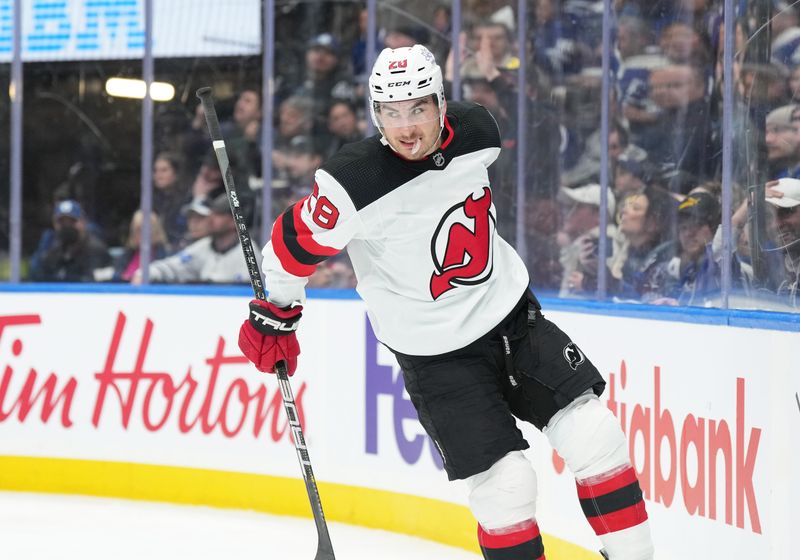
0;491;481;559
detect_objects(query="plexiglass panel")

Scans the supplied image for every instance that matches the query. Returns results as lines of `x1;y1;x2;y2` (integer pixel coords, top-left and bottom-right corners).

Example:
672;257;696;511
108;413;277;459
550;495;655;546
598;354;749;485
1;0;797;311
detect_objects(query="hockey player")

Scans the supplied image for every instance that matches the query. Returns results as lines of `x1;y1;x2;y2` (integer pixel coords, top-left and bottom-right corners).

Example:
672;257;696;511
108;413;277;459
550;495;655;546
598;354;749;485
238;45;654;560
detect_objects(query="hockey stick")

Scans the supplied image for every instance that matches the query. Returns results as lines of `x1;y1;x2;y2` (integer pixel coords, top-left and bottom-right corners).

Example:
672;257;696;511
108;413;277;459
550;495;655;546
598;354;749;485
196;87;336;560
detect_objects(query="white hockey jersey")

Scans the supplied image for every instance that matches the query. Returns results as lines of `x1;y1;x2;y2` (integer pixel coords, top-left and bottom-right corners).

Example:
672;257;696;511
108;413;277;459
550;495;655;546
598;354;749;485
261;101;530;355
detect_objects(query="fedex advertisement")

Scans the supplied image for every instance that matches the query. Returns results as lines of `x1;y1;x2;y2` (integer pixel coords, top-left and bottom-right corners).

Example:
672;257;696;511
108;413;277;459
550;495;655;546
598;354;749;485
0;289;798;559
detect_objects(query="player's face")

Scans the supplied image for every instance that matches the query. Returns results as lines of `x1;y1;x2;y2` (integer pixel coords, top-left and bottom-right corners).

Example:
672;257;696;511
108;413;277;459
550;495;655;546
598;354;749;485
376;96;443;160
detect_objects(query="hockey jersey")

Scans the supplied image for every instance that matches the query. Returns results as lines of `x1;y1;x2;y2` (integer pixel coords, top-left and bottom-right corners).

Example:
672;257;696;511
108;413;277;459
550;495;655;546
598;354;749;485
261;101;530;355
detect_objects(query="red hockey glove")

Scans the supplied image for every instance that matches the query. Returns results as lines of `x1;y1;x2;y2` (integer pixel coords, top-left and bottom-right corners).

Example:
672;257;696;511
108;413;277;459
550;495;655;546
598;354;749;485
238;299;303;375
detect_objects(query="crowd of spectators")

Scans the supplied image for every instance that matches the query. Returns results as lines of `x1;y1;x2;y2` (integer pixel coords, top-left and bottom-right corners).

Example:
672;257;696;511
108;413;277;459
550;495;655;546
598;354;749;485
21;0;800;310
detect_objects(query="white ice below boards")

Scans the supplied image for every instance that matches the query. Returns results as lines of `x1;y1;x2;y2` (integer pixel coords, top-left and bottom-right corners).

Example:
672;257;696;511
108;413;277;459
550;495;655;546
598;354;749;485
0;491;481;559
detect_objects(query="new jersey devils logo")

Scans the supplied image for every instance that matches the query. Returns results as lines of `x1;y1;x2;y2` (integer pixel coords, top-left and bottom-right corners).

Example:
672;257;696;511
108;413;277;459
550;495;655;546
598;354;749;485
430;187;495;300
563;342;585;370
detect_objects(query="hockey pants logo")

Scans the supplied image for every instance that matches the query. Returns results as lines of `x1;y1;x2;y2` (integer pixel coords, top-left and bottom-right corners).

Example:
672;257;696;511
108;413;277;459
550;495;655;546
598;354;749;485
563;342;585;371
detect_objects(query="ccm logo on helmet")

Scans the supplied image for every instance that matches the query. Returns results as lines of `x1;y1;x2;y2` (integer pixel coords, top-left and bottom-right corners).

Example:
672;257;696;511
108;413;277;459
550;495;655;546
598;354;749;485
388;59;408;70
250;309;299;332
387;81;411;87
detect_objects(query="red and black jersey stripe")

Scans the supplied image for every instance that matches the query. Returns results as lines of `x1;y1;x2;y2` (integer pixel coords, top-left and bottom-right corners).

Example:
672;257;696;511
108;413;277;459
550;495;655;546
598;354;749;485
577;466;648;535
270;200;339;277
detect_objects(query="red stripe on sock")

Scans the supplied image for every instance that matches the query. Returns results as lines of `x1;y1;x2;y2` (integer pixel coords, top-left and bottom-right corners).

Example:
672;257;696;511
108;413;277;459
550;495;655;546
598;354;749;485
586;501;648;535
477;522;541;549
576;466;638;500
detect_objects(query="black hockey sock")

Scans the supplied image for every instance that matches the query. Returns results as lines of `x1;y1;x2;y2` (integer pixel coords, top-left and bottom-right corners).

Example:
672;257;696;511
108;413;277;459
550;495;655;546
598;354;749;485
477;521;545;560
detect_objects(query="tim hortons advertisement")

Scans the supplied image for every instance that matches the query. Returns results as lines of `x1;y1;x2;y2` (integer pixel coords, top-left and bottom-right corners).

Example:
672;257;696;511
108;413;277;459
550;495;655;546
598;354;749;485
1;291;798;559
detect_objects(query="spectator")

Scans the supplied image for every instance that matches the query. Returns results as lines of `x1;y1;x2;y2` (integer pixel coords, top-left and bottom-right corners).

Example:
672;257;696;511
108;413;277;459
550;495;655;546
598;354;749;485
96;210;169;282
29;200;111;282
131;193;249;285
651;191;723;305
765;104;800;179
642;64;717;183
614;145;652;198
465;0;516;31
616;16;652;61
607;186;675;300
659;22;711;68
562;119;630;188
458;21;518;81
222;88;263;189
324;100;364;159
533;0;583;78
152;152;189;248
558;184;617;297
174;196;213;253
765;178;800;301
771;3;800;67
273;95;316;177
278;136;324;213
739;63;792;119
615;16;665;146
292;33;356;131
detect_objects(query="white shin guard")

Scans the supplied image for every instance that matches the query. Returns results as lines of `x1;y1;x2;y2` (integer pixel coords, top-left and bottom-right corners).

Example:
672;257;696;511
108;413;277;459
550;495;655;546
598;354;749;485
465;451;538;531
544;393;629;479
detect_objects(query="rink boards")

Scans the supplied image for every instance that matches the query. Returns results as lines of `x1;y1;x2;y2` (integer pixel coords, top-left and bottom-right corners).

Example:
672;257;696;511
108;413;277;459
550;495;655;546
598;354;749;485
0;287;798;559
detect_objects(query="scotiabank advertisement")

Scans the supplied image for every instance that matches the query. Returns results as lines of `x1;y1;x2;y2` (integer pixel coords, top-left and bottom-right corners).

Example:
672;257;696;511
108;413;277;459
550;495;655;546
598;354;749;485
0;290;798;559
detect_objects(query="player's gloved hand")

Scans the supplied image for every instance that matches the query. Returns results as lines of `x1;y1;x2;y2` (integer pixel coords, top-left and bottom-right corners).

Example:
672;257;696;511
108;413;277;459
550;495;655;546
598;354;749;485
238;299;303;375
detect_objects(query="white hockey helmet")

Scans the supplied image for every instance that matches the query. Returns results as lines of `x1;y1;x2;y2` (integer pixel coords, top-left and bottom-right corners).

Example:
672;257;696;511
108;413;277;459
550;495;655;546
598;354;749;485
368;45;446;132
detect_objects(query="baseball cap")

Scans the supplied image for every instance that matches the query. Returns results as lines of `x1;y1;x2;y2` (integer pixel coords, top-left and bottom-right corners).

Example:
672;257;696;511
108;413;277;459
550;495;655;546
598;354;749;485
766;177;800;208
678;191;720;226
559;184;616;218
287;135;312;153
616;145;653;182
181;197;212;217
766;104;796;128
53;199;84;220
308;33;340;55
209;193;232;214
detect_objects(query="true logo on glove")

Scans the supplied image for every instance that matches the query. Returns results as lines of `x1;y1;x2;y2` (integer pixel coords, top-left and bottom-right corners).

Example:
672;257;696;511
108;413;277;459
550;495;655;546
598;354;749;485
250;309;299;332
